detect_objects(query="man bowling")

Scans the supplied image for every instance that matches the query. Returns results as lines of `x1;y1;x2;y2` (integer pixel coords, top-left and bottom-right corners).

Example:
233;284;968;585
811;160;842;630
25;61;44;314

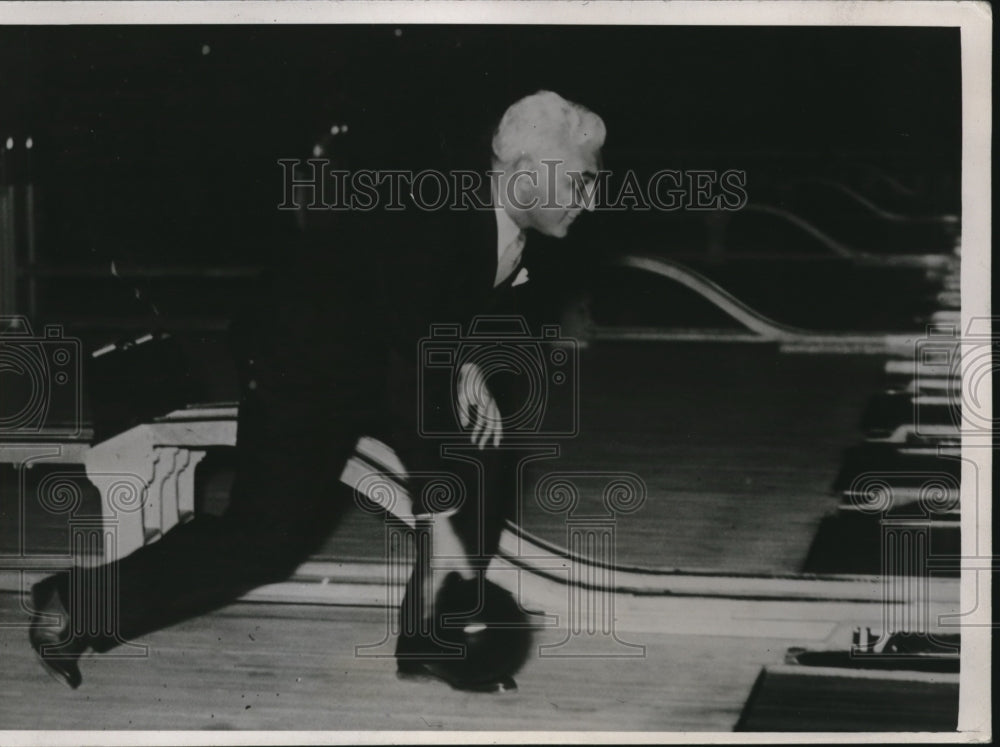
29;90;606;693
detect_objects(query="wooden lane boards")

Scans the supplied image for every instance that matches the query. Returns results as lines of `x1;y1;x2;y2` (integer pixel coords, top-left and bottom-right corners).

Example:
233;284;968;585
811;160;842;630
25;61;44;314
0;594;775;732
272;437;960;643
345;436;957;593
0;410;960;646
224;559;957;644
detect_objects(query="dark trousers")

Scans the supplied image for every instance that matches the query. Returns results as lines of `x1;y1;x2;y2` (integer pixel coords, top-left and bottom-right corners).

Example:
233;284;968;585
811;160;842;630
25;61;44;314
68;360;367;651
59;347;511;652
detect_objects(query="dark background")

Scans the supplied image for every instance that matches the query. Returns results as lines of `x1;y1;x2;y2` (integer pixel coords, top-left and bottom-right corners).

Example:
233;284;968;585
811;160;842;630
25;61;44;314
0;25;961;329
0;24;970;586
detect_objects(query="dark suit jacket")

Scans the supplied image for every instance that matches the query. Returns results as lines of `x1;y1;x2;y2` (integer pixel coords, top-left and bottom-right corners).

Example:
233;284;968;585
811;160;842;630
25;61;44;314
227;169;548;555
235;183;515;382
230;178;525;526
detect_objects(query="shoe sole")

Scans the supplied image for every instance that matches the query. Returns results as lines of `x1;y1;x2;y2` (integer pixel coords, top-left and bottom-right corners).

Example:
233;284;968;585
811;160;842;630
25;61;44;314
32;648;81;690
396;664;517;693
29;578;81;689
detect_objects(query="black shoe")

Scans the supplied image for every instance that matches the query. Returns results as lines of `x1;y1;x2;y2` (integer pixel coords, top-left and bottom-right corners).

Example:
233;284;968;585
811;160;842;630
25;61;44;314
395;571;529;694
396;656;517;693
397;625;517;692
28;574;85;689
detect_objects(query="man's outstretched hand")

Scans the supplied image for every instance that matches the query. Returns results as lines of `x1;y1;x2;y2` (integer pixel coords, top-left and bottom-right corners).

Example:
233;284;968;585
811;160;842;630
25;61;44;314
456;362;502;449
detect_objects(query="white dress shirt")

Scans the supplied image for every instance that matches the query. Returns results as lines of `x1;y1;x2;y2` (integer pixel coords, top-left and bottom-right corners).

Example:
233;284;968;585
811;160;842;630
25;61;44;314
494;205;526;288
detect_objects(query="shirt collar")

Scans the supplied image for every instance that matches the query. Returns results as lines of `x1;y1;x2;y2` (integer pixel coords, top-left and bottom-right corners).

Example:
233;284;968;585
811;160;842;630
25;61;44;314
494;204;524;261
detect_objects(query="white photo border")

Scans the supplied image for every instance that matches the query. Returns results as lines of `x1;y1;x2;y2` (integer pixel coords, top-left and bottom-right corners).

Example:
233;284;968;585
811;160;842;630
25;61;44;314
0;1;991;745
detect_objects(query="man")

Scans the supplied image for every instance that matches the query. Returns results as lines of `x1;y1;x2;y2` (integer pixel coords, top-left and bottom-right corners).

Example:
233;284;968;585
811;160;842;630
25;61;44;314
29;90;606;692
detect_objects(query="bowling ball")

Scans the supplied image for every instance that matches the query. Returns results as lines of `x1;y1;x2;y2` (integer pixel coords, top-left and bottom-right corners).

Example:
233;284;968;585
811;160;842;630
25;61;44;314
429;571;533;684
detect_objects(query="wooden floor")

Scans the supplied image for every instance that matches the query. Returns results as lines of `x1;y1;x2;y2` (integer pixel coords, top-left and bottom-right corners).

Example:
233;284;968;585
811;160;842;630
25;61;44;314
0;592;784;731
515;343;885;573
1;341;884;577
200;341;884;574
0;339;916;732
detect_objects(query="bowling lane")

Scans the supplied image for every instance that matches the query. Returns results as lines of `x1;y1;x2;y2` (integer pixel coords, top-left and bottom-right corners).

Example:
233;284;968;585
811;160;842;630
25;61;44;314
2;339;888;576
0;592;787;731
517;341;887;574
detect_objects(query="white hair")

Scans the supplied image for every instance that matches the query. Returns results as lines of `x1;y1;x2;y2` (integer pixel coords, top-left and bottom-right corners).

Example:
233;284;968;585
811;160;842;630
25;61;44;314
491;90;605;169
